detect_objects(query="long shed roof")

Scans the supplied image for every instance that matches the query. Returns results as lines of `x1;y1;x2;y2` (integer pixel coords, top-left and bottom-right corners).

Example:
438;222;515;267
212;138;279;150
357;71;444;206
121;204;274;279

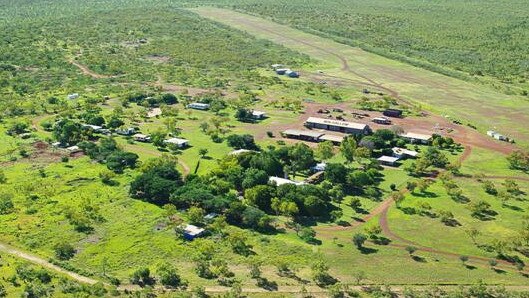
306;117;368;130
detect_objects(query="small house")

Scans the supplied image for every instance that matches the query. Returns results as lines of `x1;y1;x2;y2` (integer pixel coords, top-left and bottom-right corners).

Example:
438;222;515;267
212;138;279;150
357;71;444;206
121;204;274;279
164;138;189;148
269;176;305;186
67;93;79;100
383;109;403;118
187;103;210;110
116;127;136;136
372;117;391;125
282;129;324;142
183;224;205;241
204;213;218;222
133;134;151;142
275;68;290;75
251;110;266;120
399;132;433;144
392;147;418;159
377;156;400;167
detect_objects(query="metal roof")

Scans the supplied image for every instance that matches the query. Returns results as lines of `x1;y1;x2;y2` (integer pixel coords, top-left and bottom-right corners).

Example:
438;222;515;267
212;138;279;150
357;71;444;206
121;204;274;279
306;117;368;130
282;129;324;138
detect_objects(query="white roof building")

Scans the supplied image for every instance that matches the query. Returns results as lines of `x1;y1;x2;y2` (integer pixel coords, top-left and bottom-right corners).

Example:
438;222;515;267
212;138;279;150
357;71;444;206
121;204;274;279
399;132;433;143
229;149;254;155
312;162;327;172
164;138;189;148
269;176;305;186
187;103;210;110
66;145;81;153
252;110;266;119
377;156;400;166
392;147;419;158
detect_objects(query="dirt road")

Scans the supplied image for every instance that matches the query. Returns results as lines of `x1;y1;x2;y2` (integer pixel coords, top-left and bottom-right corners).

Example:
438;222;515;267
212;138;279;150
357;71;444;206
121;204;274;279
0;242;102;285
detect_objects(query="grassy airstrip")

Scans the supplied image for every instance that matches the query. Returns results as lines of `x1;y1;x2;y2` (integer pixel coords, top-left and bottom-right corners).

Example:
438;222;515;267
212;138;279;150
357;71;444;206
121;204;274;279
192;7;529;148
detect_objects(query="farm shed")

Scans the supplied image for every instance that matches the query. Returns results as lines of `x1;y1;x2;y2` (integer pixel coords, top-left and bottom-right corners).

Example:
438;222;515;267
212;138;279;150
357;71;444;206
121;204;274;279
164;138;189;148
383;109;403;118
392;147;418;159
318;134;344;145
304;117;371;135
275;68;290;75
372;117;391;125
187;102;210;110
282;129;324;142
269;176;305;186
377;156;400;167
399;132;433;144
133;134;151;142
183;224;205;240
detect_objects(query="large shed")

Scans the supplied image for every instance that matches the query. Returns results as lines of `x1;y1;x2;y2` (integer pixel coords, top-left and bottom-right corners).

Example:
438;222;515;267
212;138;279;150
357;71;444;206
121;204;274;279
304;117;371;135
282;129;324;142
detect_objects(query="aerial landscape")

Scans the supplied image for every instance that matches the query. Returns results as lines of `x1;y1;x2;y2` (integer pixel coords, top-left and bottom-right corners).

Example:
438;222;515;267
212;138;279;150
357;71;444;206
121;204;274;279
1;0;529;297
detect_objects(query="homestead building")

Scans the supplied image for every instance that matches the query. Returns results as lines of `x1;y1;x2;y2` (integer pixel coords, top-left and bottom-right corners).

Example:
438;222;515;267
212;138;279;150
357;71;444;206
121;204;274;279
304;117;371;135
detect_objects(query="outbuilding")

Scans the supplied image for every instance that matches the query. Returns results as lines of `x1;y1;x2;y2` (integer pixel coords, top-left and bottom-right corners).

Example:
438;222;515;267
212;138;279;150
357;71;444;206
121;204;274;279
275;68;290;75
392;147;419;159
269;176;305;186
318;134;344;145
285;70;300;78
372;117;391;125
377;156;400;167
383;109;403;118
487;130;508;141
133;134;151;142
187;103;210;110
67;93;79;100
116;127;136;136
251;110;266;120
66;145;81;153
399;132;433;144
183;224;205;241
164;138;189;148
304;117;371;135
282;129;324;142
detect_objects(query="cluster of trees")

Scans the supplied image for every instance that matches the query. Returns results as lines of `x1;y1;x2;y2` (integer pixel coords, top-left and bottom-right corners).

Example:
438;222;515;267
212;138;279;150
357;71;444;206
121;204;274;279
405;146;449;176
130;263;186;289
124;92;178;107
78;138;138;173
508;150;529;172
128;142;362;230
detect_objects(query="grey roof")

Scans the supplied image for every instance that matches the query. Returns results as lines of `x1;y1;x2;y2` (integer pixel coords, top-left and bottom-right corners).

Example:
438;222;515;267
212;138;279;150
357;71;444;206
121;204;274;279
282;129;324;138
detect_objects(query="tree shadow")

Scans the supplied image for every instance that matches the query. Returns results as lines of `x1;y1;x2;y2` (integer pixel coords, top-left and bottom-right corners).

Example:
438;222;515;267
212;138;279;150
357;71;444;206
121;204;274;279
412;255;427;263
493;268;507;274
336;220;351;227
372;237;391;245
465;265;477;270
414;191;438;198
256;278;278;291
359;246;378;255
400;207;417;215
352;217;366;223
503;204;523;212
